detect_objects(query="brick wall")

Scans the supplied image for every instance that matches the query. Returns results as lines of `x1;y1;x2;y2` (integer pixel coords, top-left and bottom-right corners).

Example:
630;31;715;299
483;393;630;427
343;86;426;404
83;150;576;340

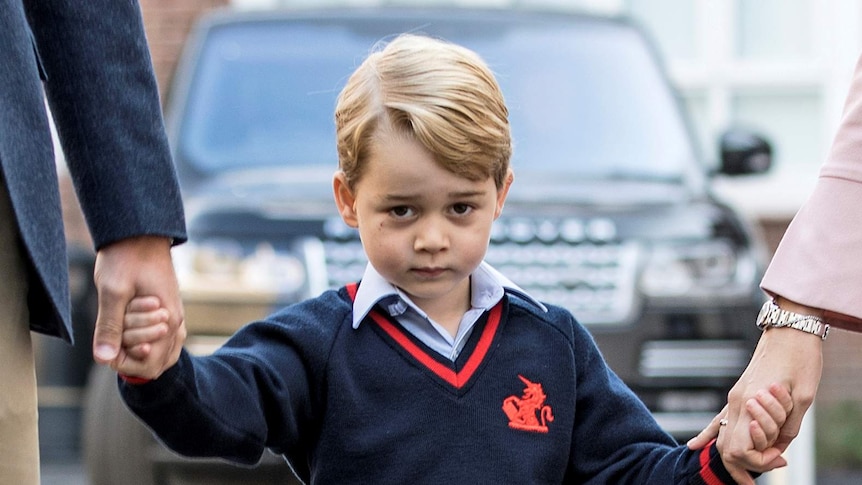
139;0;229;105
822;332;862;404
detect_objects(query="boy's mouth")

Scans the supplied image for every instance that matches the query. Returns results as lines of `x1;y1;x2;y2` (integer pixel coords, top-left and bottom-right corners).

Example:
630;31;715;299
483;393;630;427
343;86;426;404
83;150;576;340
412;267;447;278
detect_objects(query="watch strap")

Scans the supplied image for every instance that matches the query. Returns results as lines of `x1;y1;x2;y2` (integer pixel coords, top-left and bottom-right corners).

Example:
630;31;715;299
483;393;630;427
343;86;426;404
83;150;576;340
756;300;829;340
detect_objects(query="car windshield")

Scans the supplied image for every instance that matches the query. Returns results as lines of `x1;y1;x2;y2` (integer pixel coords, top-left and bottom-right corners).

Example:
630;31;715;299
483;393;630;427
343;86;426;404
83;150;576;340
176;14;697;182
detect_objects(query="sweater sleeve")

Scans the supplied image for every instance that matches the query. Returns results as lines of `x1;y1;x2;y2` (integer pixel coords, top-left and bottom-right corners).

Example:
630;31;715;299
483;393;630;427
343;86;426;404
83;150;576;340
119;323;315;466
568;320;743;484
761;52;862;330
118;294;345;467
119;349;274;465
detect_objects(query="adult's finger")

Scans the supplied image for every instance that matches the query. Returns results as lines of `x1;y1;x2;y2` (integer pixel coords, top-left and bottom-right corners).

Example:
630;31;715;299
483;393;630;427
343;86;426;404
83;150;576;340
92;275;132;364
718;410;757;485
686;405;726;449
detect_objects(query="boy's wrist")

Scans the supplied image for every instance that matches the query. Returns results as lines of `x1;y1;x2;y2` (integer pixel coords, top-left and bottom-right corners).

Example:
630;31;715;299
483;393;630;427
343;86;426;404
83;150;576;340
702;438;757;484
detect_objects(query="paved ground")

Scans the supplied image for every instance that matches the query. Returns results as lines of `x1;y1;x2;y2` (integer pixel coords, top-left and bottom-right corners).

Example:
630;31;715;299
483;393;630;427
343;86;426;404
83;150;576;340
818;470;862;484
43;456;862;485
42;459;88;485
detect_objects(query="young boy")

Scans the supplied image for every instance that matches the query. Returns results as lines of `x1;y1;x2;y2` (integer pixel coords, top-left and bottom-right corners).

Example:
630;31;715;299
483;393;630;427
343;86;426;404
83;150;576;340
118;34;790;484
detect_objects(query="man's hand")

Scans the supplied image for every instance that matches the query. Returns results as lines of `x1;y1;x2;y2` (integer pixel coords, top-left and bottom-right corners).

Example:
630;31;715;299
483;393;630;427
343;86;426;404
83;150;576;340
92;235;184;378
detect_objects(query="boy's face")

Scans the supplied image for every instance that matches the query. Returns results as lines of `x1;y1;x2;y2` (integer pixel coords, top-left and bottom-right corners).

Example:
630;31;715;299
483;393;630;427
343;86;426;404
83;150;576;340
334;131;512;316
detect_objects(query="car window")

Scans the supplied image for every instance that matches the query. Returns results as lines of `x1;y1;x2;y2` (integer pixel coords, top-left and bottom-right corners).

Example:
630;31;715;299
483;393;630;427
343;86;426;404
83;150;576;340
178;17;696;182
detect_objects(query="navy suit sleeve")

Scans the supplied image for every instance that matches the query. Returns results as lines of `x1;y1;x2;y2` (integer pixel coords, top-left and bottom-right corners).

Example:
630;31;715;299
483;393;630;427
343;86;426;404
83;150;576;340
23;0;186;248
567;319;740;484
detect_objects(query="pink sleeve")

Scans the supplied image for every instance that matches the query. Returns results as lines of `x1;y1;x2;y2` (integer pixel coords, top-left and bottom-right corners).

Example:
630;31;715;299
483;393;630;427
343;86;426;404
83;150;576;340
761;53;862;330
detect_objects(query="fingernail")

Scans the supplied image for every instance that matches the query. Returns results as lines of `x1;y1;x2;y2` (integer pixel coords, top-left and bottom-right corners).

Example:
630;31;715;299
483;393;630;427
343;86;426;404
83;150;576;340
95;344;118;361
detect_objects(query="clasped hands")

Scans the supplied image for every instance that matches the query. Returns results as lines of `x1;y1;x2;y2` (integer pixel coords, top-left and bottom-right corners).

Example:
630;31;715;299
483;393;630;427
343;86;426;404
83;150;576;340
687;324;823;485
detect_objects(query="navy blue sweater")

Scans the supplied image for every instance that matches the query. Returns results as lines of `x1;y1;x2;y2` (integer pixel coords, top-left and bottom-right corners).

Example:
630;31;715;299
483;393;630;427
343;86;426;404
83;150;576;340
120;286;736;484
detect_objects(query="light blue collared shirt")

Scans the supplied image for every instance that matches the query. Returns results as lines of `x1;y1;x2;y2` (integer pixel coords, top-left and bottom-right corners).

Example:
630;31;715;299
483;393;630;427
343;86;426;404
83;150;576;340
351;262;547;361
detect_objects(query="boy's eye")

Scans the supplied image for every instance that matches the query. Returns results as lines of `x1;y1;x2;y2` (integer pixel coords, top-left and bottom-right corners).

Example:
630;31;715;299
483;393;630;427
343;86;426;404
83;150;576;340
391;206;413;218
452;203;473;215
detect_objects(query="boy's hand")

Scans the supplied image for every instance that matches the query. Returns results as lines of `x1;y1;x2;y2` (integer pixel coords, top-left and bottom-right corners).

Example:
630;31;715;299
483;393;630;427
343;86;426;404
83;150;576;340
121;296;169;359
115;296;186;380
746;383;793;454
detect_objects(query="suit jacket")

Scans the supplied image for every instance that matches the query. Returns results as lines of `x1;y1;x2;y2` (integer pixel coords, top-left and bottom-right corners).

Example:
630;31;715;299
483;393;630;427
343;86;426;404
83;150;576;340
0;0;186;343
761;52;862;331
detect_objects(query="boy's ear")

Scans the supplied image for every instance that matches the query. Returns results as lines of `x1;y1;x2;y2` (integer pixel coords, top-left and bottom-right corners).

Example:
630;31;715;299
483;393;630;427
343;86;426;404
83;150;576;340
494;169;514;219
333;171;359;228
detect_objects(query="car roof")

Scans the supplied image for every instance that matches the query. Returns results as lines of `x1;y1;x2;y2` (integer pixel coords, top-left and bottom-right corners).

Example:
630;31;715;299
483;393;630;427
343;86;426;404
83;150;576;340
197;5;634;32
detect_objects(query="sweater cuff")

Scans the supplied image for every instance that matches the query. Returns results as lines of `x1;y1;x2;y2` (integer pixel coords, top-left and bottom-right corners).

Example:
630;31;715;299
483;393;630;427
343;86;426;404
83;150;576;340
693;439;742;485
118;373;153;385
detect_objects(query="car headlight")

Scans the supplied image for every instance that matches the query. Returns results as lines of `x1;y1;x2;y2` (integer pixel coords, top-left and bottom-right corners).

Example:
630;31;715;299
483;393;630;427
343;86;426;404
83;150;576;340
639;240;756;301
173;238;307;301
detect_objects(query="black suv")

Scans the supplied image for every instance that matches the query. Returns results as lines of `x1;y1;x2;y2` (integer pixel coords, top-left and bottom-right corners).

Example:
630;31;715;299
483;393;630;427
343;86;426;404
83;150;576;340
84;6;772;483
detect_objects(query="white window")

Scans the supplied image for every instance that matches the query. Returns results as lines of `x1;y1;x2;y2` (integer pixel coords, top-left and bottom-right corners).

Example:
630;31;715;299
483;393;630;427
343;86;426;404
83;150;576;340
621;0;861;217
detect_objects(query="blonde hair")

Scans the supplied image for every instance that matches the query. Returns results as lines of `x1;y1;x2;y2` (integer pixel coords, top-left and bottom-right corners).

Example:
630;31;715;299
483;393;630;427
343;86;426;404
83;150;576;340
335;34;511;190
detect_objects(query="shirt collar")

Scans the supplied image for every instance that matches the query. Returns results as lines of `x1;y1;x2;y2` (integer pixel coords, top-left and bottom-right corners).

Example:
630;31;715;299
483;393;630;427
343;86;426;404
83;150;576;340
351;261;547;329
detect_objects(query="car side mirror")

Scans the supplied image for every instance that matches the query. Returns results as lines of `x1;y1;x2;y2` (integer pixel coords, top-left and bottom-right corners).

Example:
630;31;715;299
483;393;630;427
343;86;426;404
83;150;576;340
718;129;772;175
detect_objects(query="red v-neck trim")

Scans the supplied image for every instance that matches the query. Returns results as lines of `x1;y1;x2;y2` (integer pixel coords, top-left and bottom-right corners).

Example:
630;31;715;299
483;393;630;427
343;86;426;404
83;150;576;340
369;303;502;389
345;282;502;389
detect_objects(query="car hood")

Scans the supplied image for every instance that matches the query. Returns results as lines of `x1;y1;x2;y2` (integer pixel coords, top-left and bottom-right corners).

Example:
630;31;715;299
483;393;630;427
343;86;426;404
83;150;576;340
182;168;338;222
183;167;727;243
506;172;693;207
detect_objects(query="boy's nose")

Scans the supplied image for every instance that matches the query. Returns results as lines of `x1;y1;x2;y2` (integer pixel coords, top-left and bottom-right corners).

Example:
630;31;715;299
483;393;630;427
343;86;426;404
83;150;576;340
414;218;449;252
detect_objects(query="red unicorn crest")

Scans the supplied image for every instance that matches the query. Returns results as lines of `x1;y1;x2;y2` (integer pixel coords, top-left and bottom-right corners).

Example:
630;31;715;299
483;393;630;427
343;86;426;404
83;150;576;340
502;375;554;433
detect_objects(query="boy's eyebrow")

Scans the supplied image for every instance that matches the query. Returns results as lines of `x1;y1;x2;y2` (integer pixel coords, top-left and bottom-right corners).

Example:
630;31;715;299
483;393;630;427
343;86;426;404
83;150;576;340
383;189;488;201
449;189;488;198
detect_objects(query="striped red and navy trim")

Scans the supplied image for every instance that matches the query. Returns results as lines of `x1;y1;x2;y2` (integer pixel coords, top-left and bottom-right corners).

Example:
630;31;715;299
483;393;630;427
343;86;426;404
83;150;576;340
346;282;359;300
119;373;152;385
694;439;737;485
345;281;502;389
368;302;501;389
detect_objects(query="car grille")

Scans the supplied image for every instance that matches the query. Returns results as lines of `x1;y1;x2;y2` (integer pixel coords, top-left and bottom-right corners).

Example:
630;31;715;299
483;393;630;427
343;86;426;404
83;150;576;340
639;340;751;378
318;217;640;326
321;239;367;289
484;241;639;325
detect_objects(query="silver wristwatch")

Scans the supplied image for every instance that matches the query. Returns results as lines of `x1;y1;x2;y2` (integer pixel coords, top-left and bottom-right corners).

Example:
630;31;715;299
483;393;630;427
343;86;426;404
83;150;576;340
755;299;829;340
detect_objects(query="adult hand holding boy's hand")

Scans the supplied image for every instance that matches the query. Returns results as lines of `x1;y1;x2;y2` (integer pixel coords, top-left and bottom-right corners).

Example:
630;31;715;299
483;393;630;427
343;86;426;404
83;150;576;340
689;348;805;485
92;235;184;379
